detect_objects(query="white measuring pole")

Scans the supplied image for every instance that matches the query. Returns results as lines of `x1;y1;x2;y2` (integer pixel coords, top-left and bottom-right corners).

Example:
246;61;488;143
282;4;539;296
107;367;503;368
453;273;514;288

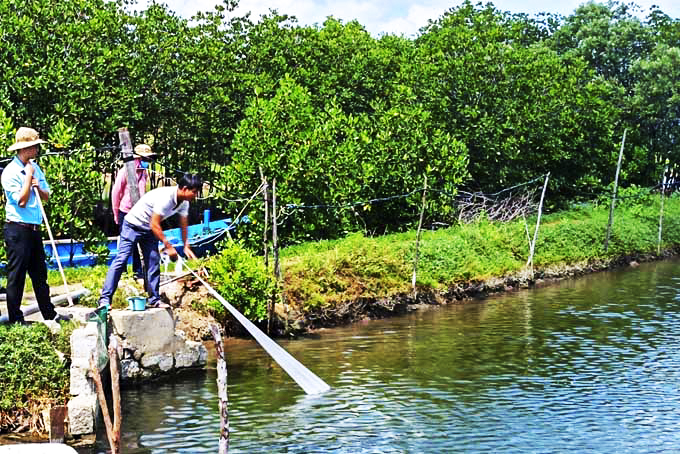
182;262;330;395
34;187;74;306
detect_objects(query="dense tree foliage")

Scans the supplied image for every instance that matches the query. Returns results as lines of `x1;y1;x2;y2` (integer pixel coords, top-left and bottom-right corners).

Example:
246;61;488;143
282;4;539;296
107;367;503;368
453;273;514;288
0;0;678;245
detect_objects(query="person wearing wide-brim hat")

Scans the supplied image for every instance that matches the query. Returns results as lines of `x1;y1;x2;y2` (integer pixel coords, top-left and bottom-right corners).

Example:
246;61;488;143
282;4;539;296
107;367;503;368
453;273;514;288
111;143;157;280
1;127;69;324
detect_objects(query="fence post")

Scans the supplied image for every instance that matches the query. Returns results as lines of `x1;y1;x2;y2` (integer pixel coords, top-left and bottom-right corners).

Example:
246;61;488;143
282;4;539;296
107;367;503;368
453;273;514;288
526;172;550;277
658;163;668;255
271;179;286;326
412;175;428;298
259;168;273;333
211;324;229;454
604;129;627;252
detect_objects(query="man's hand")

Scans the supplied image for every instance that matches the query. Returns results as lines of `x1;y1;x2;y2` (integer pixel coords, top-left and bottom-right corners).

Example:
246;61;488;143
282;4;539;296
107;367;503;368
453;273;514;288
164;244;179;262
184;245;197;261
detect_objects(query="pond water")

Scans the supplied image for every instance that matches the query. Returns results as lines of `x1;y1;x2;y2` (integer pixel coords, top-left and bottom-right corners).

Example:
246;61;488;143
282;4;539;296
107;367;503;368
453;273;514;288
85;259;680;453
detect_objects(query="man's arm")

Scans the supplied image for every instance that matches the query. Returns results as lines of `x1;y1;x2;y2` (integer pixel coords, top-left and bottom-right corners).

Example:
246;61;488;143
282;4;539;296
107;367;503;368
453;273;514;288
151;212;175;256
111;168;126;224
18;163;35;207
179;215;197;260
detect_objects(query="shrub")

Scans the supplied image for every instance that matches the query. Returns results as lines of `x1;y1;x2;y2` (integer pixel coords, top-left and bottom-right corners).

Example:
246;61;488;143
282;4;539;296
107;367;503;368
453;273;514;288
0;323;69;413
206;240;273;322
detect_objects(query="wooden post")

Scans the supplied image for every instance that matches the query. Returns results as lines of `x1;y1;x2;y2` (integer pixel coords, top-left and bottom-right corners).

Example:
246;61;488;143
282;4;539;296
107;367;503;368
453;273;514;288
48;405;67;443
211;324;229;454
604;129;627;252
109;335;122;453
259;169;273;334
90;354;117;454
526;172;550;277
412;175;428;298
272;178;280;281
658;164;668;255
118;127;140;204
271;179;287;327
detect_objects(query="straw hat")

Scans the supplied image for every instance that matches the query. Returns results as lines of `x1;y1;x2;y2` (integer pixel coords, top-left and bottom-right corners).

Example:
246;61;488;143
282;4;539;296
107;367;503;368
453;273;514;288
134;144;155;158
8;127;47;152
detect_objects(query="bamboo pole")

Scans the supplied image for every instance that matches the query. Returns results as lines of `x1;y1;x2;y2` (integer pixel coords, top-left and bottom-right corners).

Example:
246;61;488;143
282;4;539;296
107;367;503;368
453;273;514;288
272;178;280;281
526;172;550;277
259;168;273;334
604;129;627;252
34;187;73;306
658;164;668;255
412;176;428;298
211;324;229;454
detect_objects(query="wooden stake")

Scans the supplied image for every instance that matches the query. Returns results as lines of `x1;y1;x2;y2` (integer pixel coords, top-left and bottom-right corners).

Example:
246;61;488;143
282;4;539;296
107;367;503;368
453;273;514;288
272;178;280;281
658;164;668;255
48;405;67;443
211;324;229;454
412;175;428;298
90;354;117;454
605;129;627;252
259;168;273;334
109;335;122;453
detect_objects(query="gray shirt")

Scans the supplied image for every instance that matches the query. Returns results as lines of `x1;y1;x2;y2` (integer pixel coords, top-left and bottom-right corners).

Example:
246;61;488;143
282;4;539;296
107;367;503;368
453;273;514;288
125;186;189;230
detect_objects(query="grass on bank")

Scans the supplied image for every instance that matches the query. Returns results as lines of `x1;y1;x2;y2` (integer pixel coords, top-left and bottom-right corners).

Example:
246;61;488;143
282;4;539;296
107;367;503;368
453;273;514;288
280;192;680;312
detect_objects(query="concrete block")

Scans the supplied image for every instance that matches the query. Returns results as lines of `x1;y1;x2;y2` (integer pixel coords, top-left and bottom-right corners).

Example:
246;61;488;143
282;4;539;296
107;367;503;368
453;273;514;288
110;309;175;353
68;394;97;435
69;359;95;397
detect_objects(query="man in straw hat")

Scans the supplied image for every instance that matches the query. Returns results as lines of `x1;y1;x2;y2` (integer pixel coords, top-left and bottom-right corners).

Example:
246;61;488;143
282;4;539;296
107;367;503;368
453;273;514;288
1;127;70;324
111;143;156;280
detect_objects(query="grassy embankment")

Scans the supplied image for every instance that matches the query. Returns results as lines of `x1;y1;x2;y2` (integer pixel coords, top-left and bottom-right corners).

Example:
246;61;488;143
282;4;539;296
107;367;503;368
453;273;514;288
280;193;680;322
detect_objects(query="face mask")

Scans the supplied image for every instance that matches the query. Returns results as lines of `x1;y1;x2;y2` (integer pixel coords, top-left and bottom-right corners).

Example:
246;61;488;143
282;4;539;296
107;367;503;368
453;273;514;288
140;161;149;169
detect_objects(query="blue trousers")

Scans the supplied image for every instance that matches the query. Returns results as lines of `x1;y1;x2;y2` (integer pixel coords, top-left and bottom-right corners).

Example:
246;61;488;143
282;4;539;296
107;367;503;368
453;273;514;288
98;220;161;307
117;210;143;277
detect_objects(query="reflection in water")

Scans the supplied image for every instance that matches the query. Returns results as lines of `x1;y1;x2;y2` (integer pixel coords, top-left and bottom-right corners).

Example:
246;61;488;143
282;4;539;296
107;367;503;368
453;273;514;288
87;259;680;453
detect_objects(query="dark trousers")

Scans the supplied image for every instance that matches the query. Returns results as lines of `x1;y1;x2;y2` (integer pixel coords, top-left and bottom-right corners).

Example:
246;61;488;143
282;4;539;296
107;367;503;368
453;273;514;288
3;222;56;323
118;210;143;277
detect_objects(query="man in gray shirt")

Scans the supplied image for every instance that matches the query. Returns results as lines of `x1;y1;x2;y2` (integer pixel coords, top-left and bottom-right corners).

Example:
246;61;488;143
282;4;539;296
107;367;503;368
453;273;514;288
98;173;202;308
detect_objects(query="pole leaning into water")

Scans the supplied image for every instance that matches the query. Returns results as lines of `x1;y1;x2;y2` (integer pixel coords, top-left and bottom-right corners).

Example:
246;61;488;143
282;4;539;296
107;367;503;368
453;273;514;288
183;262;331;395
34;186;73;306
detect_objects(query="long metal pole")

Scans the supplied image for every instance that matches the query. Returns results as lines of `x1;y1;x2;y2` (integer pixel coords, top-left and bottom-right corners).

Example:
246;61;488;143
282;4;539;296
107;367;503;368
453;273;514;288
34;187;73;306
183;262;330;395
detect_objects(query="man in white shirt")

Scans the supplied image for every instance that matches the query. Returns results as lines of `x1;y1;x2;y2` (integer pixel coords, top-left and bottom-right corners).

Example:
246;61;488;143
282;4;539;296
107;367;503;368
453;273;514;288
97;173;202;308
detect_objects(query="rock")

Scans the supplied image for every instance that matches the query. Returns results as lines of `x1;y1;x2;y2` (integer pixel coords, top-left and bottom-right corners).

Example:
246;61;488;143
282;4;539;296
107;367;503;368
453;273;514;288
120;359;142;380
140;352;174;372
67;394;97;435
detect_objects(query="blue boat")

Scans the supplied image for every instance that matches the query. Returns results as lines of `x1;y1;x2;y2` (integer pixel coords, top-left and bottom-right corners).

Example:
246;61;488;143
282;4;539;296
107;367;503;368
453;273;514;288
43;210;243;269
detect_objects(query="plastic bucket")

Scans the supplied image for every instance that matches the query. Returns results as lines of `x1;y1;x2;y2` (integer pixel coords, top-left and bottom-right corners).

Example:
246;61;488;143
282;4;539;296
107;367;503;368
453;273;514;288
127;296;147;311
